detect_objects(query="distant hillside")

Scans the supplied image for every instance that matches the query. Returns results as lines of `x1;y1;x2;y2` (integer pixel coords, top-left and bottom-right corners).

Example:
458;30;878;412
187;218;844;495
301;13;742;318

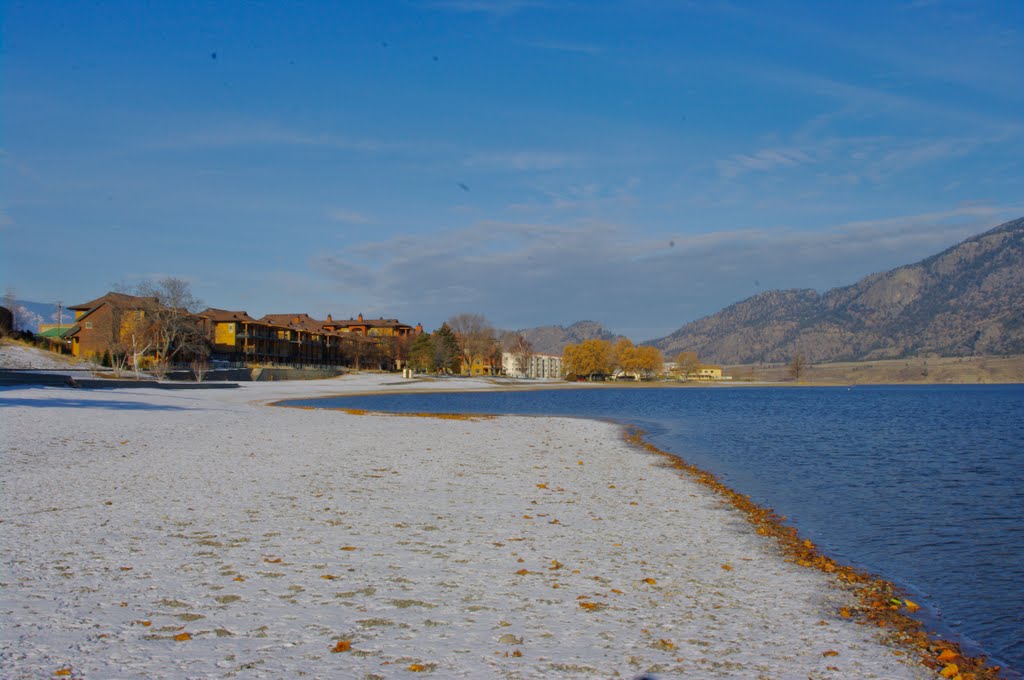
649;217;1024;363
518;320;627;356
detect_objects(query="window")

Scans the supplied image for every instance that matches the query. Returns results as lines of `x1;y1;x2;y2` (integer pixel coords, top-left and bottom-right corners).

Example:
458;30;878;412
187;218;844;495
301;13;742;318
85;321;93;329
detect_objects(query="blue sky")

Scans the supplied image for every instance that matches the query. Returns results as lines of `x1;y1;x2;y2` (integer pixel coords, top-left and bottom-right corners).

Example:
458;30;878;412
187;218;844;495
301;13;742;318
3;1;1022;340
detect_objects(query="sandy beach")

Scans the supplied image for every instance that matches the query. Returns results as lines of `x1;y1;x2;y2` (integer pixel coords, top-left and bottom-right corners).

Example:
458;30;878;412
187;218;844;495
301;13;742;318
0;374;930;679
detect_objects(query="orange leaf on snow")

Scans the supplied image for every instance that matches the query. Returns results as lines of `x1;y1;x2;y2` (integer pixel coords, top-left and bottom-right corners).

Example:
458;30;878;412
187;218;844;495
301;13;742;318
233;576;245;582
408;664;426;672
339;546;358;551
515;569;530;576
54;669;72;677
578;601;605;611
330;639;352;653
536;483;548;489
903;599;920;613
939;663;959;678
549;560;563;570
839;607;852;618
642;578;657;585
173;632;192;642
263;557;282;564
321;574;338;580
822;650;839;657
937;649;958;663
720;564;733;571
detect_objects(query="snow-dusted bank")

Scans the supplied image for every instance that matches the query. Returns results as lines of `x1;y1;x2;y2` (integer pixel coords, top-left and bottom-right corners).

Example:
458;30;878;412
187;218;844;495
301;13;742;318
0;375;928;679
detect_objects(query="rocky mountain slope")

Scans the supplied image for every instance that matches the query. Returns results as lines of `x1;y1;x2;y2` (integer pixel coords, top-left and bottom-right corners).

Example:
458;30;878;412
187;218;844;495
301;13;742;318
517;320;627;356
649;217;1024;363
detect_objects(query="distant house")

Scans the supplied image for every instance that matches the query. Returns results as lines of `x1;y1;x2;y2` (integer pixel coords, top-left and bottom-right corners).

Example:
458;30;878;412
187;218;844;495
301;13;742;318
692;365;724;381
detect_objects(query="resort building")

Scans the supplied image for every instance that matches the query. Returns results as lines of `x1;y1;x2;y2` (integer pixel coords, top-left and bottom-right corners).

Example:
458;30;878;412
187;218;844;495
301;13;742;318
501;352;563;379
65;292;162;359
59;291;421;371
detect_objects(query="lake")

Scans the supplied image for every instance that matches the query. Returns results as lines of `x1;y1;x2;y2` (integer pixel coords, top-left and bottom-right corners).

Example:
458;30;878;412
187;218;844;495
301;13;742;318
286;384;1024;674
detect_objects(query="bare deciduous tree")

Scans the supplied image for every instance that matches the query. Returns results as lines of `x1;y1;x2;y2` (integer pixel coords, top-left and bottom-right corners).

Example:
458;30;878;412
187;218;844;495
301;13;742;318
509;333;535;377
788;353;807;381
447;313;496;375
119;277;208;364
191;356;211;382
675;351;700;381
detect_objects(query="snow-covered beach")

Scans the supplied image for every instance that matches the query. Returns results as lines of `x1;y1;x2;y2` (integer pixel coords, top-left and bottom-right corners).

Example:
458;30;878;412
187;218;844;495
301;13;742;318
1;373;929;679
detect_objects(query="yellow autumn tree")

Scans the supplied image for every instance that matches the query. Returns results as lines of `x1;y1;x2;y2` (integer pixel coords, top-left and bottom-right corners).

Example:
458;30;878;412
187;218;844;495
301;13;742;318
611;338;663;380
562;339;612;380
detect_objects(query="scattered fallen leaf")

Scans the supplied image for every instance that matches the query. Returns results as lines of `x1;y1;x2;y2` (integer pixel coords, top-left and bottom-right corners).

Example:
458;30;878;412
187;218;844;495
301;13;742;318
610;588;624;595
515;569;530;576
549;560;563;570
54;669;72;677
642;577;657;585
578;601;605;611
134;620;152;627
939;663;959;678
839;607;851;618
339;546;358;551
233;576;245;582
903;598;920;613
720;564;733;571
263;557;282;564
330;639;351;653
173;632;192;642
408;663;425;672
119;566;133;571
937;649;958;663
653;639;676;651
321;574;338;580
511;649;522;657
822;650;839;657
536;483;548;489
577;460;584;465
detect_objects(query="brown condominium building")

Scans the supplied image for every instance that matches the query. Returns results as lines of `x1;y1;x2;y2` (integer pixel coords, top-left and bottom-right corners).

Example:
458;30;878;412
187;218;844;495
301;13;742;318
201;309;422;368
64;291;421;369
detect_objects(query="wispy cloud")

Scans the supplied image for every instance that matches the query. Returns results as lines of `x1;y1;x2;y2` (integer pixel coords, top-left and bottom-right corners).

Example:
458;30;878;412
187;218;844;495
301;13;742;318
463;150;585;171
527;40;603;55
308;206;1018;337
717;147;814;178
426;0;548;16
145;122;444;154
717;127;1022;184
327;209;372;225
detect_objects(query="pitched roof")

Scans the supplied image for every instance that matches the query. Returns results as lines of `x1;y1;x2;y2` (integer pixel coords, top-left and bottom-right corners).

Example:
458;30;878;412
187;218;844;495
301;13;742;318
199;308;257;323
259;313;326;332
323;316;411;329
69;291;159;312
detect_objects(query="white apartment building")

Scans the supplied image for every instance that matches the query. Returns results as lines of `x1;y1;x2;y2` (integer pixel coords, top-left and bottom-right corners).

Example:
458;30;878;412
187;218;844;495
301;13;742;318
502;352;563;379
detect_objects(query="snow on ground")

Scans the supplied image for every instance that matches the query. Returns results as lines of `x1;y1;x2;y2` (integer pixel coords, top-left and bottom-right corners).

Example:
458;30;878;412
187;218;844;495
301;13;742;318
0;375;928;679
0;341;88;371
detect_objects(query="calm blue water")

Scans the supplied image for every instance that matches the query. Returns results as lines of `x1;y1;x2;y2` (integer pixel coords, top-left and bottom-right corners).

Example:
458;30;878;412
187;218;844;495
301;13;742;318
287;385;1024;674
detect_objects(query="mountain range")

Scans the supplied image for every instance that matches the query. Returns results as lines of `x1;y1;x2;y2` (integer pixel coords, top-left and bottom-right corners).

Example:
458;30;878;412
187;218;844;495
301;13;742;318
516;320;627;356
647;216;1024;364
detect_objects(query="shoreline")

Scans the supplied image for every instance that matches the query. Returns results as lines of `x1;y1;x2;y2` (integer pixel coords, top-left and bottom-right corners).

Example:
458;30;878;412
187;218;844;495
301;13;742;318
0;375;999;678
278;386;1007;679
